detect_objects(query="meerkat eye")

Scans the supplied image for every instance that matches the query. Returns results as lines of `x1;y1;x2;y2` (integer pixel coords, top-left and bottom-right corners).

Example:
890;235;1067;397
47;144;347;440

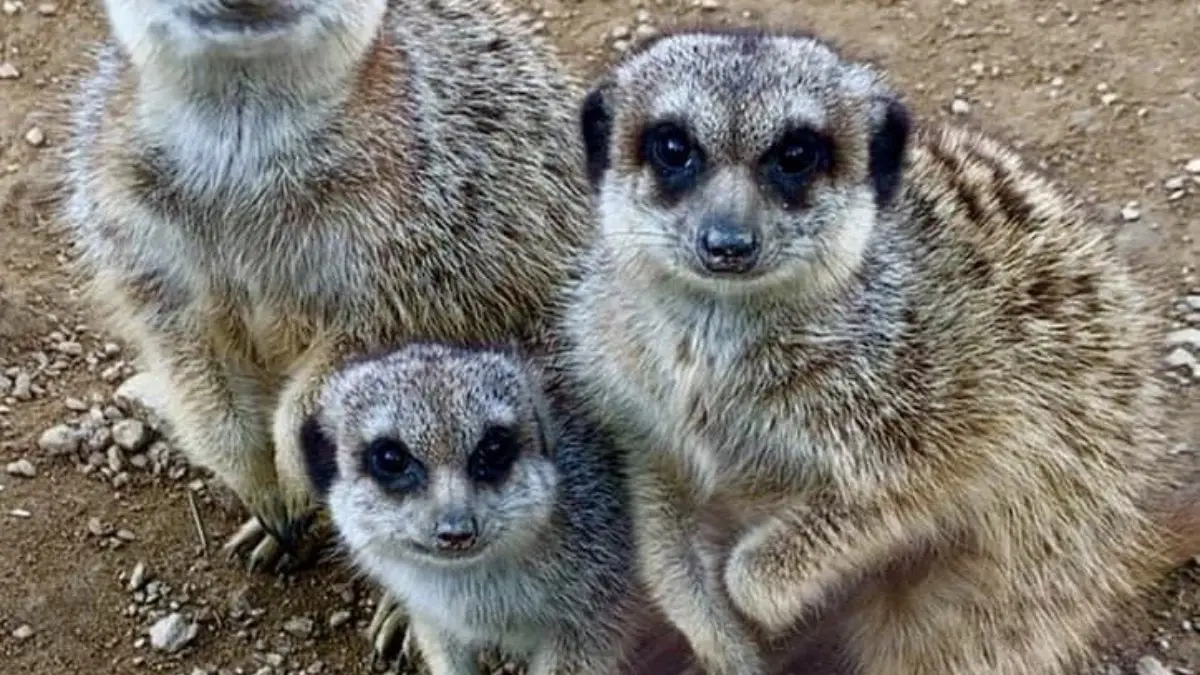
769;129;829;177
643;122;699;172
468;424;522;485
366;438;425;491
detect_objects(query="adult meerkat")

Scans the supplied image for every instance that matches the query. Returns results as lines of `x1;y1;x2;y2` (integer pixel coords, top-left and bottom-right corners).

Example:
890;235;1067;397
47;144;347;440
562;27;1200;675
300;342;638;675
62;0;590;578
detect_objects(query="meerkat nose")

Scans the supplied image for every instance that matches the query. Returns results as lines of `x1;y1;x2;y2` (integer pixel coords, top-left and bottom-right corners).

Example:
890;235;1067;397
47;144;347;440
433;512;479;551
695;215;762;274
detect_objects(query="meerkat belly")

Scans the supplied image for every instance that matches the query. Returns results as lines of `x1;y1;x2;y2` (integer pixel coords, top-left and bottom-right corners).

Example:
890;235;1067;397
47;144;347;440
623;321;753;494
200;205;405;368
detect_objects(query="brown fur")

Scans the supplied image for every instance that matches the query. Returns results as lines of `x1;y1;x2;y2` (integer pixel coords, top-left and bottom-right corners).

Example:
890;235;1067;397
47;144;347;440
562;28;1200;675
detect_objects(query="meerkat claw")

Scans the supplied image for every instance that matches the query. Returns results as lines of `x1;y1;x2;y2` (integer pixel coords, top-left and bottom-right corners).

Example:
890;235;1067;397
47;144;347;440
368;591;411;662
223;517;268;559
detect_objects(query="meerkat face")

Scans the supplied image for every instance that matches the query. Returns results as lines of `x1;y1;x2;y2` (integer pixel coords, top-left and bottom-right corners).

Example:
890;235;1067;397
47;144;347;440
101;0;387;66
301;344;561;569
579;29;911;298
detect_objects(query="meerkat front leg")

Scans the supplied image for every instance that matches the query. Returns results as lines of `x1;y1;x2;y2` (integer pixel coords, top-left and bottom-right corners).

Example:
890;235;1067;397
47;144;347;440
723;496;930;635
632;455;766;675
407;615;480;675
237;337;352;571
526;634;625;675
140;331;286;567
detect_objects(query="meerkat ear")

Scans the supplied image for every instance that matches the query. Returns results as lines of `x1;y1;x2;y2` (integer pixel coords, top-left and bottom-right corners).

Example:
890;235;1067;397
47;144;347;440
580;81;616;193
522;365;560;459
530;394;559;459
867;94;912;208
299;414;338;500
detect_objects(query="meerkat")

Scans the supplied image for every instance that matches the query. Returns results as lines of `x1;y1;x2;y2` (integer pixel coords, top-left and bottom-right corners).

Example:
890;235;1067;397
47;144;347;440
61;0;591;581
559;27;1200;675
300;341;638;675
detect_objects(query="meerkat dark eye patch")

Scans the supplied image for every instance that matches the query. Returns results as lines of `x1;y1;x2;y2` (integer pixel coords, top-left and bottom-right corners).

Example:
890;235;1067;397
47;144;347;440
365;438;426;493
760;127;834;209
299;415;338;499
468;424;522;485
639;120;705;202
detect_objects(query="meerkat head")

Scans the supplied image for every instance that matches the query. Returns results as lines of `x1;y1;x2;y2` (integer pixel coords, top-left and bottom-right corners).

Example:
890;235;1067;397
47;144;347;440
579;29;912;300
101;0;387;72
300;343;561;569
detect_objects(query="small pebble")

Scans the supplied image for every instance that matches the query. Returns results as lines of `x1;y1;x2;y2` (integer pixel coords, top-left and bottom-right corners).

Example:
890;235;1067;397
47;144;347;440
634;24;659;40
111;419;150;451
6;458;36;478
129;562;148;591
327;610;352;629
87;516;113;537
12;372;32;400
1186;157;1200;175
23;126;45;147
0;62;20;79
55;340;83;356
951;99;970;115
149;613;198;653
12;624;34;640
283;616;316;639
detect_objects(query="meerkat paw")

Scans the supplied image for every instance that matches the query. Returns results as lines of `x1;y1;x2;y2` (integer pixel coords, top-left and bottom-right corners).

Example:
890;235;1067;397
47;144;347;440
222;488;329;574
723;525;828;634
367;590;419;670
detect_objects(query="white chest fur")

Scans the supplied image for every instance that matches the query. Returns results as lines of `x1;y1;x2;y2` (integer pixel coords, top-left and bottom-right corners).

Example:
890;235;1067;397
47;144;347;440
360;553;556;656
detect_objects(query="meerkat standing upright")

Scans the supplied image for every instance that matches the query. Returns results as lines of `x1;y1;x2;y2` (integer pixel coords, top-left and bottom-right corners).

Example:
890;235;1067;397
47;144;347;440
300;342;639;675
62;0;590;574
562;28;1200;675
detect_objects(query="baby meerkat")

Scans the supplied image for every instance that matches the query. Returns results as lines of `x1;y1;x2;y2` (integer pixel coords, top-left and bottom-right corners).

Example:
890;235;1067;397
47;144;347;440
62;0;590;577
300;342;638;675
562;27;1198;675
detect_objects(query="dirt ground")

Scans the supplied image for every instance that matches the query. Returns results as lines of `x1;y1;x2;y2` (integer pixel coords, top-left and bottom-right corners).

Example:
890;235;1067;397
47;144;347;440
1;0;1198;673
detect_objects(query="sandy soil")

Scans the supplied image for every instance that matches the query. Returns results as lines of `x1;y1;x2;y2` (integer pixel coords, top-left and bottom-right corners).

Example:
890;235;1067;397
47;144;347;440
1;0;1198;673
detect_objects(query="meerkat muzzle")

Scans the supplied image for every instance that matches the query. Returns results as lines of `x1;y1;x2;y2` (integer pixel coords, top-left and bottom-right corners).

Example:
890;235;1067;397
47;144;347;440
186;0;299;31
433;512;480;552
695;215;762;275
